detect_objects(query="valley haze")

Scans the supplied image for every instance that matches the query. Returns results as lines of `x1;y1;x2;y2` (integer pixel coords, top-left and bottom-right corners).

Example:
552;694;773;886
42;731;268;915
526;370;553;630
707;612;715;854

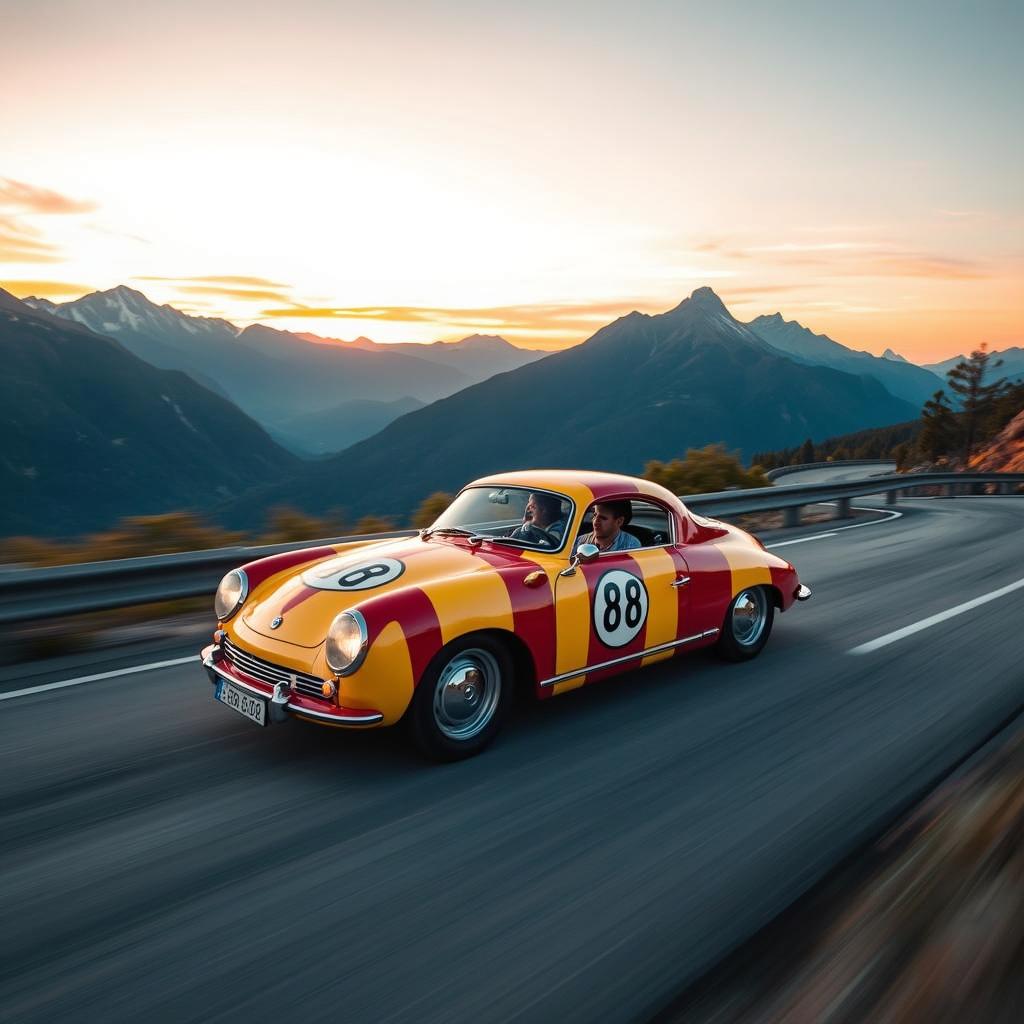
1;282;974;537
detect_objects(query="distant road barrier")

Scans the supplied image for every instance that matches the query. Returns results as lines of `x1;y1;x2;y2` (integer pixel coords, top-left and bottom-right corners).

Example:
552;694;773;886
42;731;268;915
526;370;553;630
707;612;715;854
765;459;893;480
1;473;1021;625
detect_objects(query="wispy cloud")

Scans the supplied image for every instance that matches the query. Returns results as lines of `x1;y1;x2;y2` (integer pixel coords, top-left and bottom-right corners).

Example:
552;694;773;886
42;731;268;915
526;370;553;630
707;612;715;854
740;240;989;280
136;274;291;288
88;224;151;244
259;298;661;334
1;279;92;299
178;283;293;302
0;216;61;263
0;178;97;215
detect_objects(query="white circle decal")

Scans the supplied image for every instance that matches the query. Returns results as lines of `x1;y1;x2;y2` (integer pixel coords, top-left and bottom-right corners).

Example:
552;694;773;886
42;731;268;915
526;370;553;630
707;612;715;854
593;569;648;648
303;557;405;592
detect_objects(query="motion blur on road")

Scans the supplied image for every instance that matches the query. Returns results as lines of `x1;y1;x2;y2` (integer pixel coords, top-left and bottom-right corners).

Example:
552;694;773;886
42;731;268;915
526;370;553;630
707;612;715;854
2;489;1022;1023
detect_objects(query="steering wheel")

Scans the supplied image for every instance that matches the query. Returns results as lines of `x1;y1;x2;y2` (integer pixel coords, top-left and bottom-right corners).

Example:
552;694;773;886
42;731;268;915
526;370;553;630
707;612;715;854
518;523;560;548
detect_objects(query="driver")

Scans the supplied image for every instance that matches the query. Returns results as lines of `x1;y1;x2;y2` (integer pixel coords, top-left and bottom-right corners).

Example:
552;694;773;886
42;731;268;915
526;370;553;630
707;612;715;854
511;491;567;545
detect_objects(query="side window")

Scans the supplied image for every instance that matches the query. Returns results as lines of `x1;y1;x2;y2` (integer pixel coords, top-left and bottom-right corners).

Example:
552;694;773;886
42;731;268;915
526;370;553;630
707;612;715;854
625;500;673;548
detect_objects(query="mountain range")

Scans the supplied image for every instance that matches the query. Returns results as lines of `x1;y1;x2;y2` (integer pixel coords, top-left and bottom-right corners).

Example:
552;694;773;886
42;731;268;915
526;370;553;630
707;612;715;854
745;313;941;406
23;288;544;454
219;287;919;527
7;279;1018;538
0;288;296;536
923;347;1024;384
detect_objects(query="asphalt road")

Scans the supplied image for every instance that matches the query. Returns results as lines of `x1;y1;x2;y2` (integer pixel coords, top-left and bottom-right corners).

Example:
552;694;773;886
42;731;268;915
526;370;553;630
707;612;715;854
2;497;1022;1023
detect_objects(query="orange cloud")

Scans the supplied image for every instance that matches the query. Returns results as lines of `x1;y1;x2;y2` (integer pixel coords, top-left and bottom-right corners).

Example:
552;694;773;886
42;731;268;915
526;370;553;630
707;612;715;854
176;283;293;302
0;178;97;215
741;240;989;280
0;216;61;263
259;298;660;334
2;279;92;299
136;274;291;288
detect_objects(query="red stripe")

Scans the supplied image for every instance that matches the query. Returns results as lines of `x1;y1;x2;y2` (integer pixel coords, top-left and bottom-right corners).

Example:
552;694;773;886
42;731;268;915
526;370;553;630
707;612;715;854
470;550;557;686
586;478;646;502
770;563;798;611
241;546;338;590
278;584;321;615
358;586;442;684
580;552;650;684
679;544;732;636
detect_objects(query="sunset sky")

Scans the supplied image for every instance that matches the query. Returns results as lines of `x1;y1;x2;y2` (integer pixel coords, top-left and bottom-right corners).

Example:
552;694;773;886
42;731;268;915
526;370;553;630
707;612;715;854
2;0;1021;361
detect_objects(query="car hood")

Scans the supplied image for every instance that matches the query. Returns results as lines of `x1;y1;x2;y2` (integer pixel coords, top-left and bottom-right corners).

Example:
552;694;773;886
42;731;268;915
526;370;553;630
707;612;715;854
240;535;534;648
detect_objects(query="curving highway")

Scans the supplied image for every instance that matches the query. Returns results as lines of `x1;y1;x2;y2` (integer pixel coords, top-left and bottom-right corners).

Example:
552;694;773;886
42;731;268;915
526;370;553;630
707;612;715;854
2;497;1023;1023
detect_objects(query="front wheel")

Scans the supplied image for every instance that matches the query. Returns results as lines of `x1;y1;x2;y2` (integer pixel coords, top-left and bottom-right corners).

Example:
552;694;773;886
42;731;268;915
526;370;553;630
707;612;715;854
408;635;513;761
716;587;774;662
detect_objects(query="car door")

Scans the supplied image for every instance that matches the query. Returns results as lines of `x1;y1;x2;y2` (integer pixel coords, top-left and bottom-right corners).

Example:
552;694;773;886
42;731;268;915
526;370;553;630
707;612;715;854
549;500;690;693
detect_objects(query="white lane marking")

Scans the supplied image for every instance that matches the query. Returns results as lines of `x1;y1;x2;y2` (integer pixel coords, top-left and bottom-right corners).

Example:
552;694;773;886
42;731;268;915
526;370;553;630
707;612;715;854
0;655;198;702
849;576;1024;655
767;533;837;549
766;507;902;550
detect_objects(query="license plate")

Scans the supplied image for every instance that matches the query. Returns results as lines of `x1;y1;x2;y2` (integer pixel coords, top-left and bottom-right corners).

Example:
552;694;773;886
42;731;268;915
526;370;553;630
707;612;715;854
214;679;268;726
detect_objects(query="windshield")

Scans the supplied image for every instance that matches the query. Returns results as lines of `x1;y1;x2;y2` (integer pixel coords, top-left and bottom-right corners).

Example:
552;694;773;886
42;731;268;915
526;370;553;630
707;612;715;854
428;486;573;551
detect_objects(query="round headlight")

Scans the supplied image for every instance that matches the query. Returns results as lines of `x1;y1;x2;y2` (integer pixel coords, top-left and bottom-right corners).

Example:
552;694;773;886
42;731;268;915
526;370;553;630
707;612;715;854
214;569;248;621
326;610;368;675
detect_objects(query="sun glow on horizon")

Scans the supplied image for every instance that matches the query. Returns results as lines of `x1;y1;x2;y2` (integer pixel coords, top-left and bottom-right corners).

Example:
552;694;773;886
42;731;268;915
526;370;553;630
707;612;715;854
2;1;1021;363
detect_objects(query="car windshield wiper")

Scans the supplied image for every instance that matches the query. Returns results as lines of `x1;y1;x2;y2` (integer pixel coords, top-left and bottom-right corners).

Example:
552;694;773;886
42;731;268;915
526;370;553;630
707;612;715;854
421;526;480;541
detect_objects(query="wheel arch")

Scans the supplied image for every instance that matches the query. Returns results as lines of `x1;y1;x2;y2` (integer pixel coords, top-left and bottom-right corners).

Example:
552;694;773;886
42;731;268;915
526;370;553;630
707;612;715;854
424;627;537;701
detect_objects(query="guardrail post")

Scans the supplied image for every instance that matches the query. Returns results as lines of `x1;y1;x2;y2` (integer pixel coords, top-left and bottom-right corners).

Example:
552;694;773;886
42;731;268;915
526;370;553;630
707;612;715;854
887;489;899;506
836;497;852;519
784;506;801;528
944;483;954;497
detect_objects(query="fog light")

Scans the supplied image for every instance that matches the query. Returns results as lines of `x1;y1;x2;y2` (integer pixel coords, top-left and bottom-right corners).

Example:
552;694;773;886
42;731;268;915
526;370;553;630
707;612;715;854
213;629;226;644
321;681;337;698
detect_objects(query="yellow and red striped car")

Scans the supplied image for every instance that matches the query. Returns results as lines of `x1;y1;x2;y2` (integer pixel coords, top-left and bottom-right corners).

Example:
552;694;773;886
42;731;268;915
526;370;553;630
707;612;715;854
201;470;810;759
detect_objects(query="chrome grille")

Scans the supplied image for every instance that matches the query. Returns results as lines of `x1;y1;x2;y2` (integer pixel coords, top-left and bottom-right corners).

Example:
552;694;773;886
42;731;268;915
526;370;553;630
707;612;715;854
222;638;327;700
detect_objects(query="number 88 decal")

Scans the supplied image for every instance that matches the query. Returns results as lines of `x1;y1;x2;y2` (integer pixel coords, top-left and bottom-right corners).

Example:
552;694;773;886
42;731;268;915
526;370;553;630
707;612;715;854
593;569;648;647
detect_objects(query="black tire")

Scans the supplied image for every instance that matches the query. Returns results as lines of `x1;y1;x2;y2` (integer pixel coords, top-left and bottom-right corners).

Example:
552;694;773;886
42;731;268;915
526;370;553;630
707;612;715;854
408;634;514;761
715;586;774;662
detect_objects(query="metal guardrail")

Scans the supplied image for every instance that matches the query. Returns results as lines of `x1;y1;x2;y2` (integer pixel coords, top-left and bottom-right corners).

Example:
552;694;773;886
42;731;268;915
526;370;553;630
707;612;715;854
765;459;893;480
1;473;1021;625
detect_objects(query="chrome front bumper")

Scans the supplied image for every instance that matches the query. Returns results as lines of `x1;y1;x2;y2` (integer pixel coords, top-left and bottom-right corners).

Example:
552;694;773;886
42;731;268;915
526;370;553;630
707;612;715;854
202;644;383;726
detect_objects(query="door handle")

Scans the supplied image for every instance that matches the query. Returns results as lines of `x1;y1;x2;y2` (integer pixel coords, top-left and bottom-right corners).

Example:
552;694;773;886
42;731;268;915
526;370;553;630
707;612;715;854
671;576;691;588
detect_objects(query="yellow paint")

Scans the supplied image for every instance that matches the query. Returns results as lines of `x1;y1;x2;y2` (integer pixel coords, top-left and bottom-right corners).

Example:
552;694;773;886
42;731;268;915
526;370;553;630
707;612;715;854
339;620;414;726
640;648;675;668
723;539;773;596
630;548;678;647
552;675;586;695
553;570;591;675
424;563;515;644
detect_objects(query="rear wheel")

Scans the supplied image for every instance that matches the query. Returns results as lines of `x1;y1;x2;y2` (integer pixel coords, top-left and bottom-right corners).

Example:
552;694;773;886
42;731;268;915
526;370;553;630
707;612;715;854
408;635;513;761
716;586;774;661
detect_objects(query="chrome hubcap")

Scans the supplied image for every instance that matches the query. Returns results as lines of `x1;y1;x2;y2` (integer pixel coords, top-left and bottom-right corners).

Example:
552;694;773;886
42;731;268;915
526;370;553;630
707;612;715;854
731;589;768;647
433;649;501;740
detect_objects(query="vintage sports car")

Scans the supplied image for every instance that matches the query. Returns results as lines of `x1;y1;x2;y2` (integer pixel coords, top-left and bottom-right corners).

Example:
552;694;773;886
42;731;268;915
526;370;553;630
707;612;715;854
201;470;810;759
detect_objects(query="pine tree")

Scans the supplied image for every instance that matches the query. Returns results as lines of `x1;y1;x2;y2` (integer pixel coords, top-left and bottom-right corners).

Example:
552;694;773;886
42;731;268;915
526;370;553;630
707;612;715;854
945;345;1007;461
798;437;815;464
918;389;958;462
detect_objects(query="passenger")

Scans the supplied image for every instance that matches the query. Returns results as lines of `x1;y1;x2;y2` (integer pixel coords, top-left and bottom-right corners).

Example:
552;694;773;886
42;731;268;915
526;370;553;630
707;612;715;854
511;492;567;545
573;500;641;555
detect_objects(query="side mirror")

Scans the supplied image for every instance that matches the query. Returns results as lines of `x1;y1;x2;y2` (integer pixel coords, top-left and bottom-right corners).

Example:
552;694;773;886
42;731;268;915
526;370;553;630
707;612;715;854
558;542;600;578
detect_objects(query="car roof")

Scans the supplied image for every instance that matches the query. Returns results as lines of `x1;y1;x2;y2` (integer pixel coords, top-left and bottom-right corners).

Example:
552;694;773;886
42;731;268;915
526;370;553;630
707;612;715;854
468;469;688;516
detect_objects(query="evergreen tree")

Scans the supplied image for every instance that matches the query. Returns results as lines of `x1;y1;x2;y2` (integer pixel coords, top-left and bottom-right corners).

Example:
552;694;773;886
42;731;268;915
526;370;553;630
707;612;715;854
918;389;958;462
945;345;1007;461
798;437;815;464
